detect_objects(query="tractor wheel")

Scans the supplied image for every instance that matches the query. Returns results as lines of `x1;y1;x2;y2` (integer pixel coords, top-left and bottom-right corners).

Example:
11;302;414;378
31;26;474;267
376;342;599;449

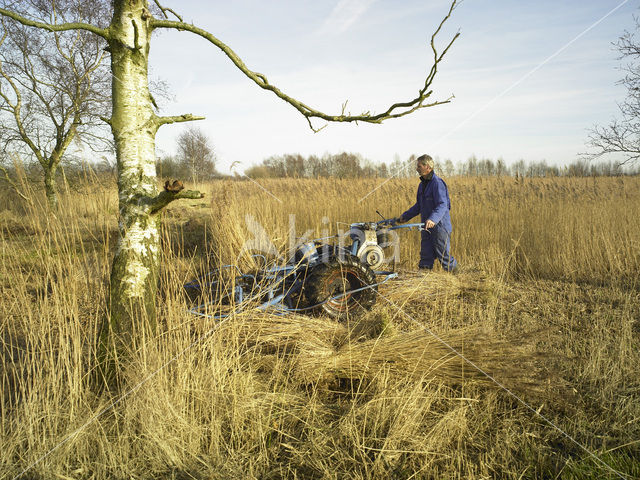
304;255;377;320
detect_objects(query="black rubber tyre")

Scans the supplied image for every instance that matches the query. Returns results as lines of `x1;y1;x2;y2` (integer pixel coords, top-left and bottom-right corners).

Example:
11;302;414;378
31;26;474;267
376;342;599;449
304;254;377;319
294;242;350;265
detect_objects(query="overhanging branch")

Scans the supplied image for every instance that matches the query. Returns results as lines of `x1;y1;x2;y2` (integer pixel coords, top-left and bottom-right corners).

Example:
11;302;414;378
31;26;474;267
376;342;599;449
150;0;460;130
0;7;109;39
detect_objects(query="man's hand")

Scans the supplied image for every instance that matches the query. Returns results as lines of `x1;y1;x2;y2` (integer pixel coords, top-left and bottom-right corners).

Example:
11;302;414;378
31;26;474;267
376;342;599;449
394;216;405;225
425;219;436;229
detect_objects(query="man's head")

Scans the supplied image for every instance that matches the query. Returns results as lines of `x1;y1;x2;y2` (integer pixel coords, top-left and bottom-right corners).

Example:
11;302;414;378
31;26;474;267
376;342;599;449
416;154;434;177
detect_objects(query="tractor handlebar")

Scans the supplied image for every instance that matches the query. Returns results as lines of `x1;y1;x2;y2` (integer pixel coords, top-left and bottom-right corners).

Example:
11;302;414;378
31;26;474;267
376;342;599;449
349;219;426;231
375;218;425;231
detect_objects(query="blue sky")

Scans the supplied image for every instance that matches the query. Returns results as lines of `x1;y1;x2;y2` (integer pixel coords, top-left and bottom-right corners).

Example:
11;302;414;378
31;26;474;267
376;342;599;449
149;0;636;173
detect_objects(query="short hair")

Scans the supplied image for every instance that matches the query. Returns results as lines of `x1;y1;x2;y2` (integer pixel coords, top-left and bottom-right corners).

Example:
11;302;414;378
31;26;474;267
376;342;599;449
416;154;434;168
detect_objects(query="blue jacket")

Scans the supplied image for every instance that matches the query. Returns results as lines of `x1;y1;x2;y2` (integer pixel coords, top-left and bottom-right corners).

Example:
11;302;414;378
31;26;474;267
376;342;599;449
401;173;453;233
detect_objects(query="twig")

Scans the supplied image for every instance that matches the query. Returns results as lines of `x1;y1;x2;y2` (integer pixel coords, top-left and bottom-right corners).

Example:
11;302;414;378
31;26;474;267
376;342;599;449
152;0;183;22
0;156;31;203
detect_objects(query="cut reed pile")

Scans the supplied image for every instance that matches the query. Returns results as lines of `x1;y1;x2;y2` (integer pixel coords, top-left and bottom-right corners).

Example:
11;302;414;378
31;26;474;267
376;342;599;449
221;279;564;405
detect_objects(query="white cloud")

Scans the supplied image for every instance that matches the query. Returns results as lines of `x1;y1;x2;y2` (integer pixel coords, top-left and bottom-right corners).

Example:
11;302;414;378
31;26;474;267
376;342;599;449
318;0;376;35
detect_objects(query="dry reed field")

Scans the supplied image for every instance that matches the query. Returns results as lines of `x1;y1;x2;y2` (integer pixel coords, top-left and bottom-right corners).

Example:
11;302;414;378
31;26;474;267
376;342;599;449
1;173;639;479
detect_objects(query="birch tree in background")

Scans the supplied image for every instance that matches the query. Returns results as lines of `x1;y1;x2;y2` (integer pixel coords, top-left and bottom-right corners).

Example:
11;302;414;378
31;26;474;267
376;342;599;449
176;126;217;183
585;18;640;164
0;0;111;209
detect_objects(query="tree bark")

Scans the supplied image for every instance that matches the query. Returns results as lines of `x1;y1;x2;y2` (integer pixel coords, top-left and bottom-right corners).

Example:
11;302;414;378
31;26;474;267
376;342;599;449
43;165;58;210
99;0;159;377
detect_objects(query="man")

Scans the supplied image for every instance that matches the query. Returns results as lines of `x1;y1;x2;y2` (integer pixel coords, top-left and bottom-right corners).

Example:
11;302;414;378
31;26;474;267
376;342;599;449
395;154;458;272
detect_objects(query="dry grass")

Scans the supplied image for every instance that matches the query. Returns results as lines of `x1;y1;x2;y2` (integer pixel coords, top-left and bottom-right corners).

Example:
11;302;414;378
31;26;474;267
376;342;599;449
0;174;639;479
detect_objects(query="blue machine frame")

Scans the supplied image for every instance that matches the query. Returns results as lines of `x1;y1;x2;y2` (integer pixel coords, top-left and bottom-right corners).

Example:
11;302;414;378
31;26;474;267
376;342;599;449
185;220;425;320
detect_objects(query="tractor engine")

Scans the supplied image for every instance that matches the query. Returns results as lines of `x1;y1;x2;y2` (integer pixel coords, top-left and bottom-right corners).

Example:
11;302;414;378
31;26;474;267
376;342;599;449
349;222;393;270
292;222;397;271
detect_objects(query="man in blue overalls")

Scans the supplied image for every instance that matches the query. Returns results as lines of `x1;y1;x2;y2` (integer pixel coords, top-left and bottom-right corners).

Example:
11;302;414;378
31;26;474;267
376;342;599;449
396;154;458;272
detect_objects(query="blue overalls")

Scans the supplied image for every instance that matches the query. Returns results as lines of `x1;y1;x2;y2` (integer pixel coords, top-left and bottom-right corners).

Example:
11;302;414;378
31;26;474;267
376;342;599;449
401;173;457;271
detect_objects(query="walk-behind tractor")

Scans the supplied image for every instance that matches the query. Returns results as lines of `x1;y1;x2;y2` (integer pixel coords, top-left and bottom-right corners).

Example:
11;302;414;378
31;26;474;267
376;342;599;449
185;218;425;320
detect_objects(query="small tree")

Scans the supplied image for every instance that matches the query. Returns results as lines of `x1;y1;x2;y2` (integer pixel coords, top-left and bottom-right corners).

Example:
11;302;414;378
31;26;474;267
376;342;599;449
0;0;111;209
511;159;526;177
495;157;508;177
584;18;640;164
175;126;216;183
332;152;361;179
284;154;305;178
478;158;495;176
376;162;389;178
442;158;455;177
462;155;479;176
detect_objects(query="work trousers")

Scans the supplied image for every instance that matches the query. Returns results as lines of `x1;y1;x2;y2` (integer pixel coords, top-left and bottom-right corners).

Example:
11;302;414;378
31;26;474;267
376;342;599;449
419;224;457;271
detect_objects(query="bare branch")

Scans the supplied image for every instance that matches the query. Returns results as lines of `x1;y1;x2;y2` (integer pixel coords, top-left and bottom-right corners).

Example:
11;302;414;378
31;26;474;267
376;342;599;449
149;188;204;214
0;161;30;202
0;7;108;39
306;116;327;133
582;16;640;165
152;0;183;22
0;44;47;166
155;113;205;128
150;0;460;129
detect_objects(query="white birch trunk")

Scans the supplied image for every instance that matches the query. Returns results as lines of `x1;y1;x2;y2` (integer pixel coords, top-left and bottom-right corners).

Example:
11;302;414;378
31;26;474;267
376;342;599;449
101;0;159;362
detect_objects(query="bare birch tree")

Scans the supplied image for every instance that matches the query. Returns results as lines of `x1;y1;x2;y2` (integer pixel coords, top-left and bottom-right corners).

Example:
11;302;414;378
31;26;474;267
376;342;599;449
176;126;217;183
0;0;111;209
0;0;460;380
584;18;640;164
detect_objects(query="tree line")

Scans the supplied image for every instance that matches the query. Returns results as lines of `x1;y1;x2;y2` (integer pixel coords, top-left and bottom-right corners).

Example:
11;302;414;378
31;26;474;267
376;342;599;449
3;150;636;196
244;153;640;179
